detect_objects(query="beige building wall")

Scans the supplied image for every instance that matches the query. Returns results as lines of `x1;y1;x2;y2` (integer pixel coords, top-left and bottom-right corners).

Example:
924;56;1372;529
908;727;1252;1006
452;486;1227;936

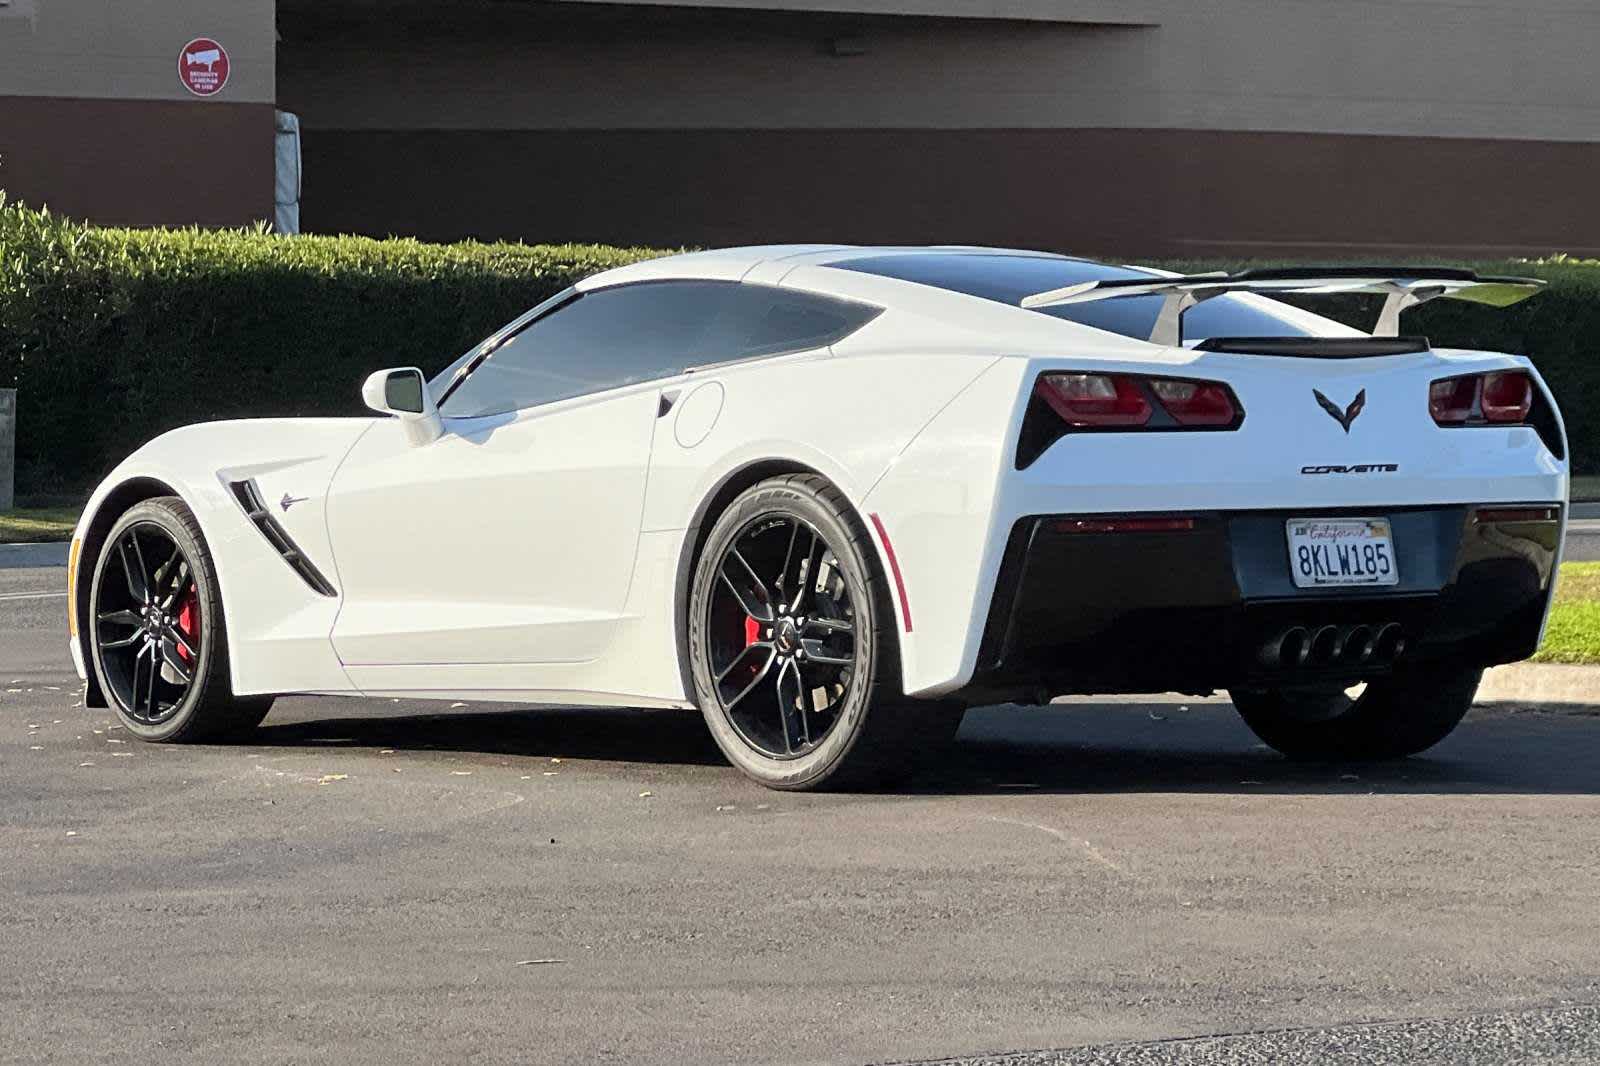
1152;0;1600;144
277;0;1600;256
4;0;1595;249
0;0;276;225
0;0;274;102
281;0;1600;143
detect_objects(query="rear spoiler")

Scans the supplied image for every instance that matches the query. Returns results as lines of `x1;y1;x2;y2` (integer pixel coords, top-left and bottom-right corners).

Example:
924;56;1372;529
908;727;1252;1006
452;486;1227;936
1019;267;1545;347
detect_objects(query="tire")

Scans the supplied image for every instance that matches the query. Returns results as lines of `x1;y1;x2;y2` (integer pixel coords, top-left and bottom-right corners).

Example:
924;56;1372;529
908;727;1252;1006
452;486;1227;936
687;474;963;791
1229;663;1482;762
87;497;273;742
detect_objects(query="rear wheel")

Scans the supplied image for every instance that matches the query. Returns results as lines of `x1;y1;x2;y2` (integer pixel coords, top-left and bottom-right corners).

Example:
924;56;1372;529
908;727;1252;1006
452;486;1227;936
88;497;273;742
1229;663;1481;761
687;474;962;790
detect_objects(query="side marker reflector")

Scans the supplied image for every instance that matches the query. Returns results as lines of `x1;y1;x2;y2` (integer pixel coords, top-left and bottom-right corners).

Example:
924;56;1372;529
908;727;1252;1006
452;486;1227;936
1475;507;1559;524
869;513;913;633
1051;517;1198;534
67;538;82;638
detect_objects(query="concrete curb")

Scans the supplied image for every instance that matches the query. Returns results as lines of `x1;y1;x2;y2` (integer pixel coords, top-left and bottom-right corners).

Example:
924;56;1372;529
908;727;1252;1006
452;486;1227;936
0;541;69;569
1478;662;1600;707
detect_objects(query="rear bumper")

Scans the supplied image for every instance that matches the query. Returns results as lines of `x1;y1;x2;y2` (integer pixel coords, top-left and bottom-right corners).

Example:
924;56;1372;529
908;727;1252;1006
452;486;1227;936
966;504;1561;698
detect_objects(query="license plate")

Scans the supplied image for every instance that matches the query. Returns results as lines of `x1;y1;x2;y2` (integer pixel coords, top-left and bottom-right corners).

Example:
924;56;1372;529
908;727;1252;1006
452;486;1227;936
1286;518;1399;588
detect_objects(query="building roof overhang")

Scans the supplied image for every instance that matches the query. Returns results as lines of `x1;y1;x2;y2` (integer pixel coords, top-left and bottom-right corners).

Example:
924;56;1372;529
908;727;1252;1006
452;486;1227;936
547;0;1159;26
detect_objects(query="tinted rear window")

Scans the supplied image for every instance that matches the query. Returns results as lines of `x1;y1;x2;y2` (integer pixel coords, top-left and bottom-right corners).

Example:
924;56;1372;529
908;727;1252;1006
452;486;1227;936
834;253;1316;342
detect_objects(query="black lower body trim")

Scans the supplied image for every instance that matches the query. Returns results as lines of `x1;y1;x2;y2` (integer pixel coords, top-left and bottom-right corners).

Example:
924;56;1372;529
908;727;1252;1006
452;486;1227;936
965;505;1559;699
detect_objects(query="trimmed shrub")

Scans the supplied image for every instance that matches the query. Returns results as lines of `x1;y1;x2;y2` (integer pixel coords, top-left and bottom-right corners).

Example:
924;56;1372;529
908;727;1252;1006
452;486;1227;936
1;194;1596;493
0;196;666;494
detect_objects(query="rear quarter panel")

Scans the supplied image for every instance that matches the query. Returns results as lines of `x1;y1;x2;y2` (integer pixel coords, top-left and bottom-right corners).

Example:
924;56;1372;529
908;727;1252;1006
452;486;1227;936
632;343;1005;703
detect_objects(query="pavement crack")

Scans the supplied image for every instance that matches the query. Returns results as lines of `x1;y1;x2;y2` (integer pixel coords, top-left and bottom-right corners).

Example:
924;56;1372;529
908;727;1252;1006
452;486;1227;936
983;815;1130;876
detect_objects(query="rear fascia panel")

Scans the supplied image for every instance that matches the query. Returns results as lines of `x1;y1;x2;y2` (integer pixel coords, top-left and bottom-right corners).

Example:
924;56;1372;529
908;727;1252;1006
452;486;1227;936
868;347;1567;698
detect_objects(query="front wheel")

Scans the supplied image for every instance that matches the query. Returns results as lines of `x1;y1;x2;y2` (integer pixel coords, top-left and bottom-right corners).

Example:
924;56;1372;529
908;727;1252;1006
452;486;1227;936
687;474;962;791
1229;663;1482;762
88;497;273;742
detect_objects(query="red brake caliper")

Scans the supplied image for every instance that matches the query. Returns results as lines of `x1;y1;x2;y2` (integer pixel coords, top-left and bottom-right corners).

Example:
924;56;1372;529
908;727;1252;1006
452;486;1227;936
175;584;199;663
743;616;761;649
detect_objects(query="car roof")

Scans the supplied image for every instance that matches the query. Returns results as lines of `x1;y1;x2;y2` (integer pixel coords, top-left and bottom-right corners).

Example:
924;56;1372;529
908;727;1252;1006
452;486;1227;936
576;245;1088;291
573;245;1363;348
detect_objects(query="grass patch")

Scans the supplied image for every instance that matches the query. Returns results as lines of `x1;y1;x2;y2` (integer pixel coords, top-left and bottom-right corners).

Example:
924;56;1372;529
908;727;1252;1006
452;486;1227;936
1571;476;1600;501
0;506;80;544
1533;562;1600;664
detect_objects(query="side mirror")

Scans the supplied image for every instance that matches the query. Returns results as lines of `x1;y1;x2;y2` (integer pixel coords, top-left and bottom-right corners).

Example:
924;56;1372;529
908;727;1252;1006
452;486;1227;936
362;367;443;447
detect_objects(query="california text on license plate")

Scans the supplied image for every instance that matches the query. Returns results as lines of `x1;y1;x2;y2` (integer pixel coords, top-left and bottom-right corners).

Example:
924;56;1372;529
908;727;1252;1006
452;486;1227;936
1286;518;1399;588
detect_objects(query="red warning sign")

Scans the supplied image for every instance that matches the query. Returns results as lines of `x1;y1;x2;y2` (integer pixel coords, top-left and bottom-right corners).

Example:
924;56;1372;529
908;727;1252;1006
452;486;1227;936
178;38;229;97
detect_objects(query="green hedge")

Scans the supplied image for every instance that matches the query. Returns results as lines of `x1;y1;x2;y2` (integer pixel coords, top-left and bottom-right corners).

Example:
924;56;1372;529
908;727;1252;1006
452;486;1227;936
0;196;666;494
2;194;1597;494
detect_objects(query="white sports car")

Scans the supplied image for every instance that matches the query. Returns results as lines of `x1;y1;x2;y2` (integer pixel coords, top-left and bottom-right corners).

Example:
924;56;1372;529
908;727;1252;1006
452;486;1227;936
66;246;1566;790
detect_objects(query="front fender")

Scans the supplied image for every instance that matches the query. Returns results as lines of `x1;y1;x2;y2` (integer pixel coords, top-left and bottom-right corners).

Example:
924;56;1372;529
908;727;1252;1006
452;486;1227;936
72;418;373;699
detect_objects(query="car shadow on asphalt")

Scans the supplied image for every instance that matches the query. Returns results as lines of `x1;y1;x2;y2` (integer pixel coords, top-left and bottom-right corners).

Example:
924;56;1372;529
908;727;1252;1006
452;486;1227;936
247;699;1600;795
254;705;730;768
907;702;1600;796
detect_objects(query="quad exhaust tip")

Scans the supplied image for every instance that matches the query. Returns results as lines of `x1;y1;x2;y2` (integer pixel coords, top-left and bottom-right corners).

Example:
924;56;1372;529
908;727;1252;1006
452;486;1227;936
1309;625;1341;665
1261;623;1405;670
1342;624;1376;664
1374;622;1407;662
1260;626;1311;669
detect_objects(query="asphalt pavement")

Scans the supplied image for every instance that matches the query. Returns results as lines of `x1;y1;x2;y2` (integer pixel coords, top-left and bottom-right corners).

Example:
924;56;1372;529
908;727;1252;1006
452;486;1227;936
4;563;1600;1065
1565;515;1600;562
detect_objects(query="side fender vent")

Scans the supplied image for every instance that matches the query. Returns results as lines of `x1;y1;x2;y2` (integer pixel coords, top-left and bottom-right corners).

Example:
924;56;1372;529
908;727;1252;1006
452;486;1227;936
229;479;338;597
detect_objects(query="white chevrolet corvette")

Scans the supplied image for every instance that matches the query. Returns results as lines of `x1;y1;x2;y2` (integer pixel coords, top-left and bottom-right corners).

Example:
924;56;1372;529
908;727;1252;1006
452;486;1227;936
66;246;1567;790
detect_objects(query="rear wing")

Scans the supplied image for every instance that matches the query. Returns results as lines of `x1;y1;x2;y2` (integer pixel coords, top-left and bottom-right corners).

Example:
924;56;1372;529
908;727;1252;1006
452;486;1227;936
1019;267;1545;347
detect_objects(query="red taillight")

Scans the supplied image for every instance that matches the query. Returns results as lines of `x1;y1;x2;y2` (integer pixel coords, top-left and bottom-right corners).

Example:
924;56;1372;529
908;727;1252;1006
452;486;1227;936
1034;372;1240;430
1149;379;1238;426
1481;371;1533;423
1430;370;1536;426
1428;376;1478;424
1035;373;1151;427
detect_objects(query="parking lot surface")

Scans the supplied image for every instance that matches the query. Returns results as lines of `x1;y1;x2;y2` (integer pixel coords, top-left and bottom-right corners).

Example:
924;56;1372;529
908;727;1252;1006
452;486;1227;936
4;564;1599;1065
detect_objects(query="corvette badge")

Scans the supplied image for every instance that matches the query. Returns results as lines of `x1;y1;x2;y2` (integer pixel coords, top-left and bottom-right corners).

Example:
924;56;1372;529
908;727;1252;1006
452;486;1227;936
1313;388;1366;433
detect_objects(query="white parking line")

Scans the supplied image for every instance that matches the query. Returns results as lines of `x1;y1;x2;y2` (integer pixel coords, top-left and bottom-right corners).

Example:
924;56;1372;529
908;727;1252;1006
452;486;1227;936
0;590;66;601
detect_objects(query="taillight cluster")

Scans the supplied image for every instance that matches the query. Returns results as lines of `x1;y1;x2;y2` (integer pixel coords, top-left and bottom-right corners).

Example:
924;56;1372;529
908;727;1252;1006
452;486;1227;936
1429;370;1534;426
1034;372;1243;430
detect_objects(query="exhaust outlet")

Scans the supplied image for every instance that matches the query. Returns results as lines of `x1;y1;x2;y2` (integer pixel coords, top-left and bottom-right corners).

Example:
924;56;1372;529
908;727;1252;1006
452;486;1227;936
1261;626;1311;669
1374;623;1407;662
1309;625;1341;665
1341;624;1376;665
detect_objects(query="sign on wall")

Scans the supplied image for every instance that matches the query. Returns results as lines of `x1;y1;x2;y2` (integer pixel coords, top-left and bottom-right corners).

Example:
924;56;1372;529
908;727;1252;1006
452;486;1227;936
177;38;230;97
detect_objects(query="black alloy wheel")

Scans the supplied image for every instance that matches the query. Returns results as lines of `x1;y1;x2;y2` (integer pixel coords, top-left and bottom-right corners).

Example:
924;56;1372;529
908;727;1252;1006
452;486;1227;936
93;520;201;724
687;474;965;791
87;497;273;741
707;512;859;759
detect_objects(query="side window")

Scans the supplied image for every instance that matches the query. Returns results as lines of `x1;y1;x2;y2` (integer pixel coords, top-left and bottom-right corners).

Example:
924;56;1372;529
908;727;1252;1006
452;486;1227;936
440;284;716;417
440;282;879;417
700;285;881;365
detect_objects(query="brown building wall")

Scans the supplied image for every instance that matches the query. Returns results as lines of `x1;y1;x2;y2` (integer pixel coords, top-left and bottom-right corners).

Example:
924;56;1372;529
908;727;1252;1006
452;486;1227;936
0;97;275;228
299;127;1600;259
